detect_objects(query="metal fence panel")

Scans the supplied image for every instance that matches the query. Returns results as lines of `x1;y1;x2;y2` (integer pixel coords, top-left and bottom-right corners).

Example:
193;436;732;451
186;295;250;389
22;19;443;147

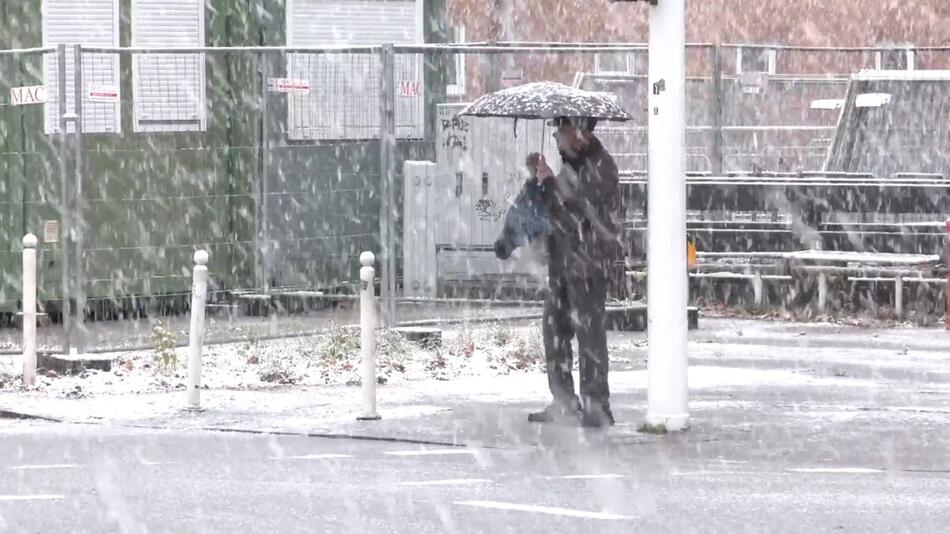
0;48;67;329
2;42;950;351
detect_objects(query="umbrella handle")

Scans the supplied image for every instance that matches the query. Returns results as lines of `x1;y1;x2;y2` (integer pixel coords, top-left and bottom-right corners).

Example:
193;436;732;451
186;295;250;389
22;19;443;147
540;121;547;154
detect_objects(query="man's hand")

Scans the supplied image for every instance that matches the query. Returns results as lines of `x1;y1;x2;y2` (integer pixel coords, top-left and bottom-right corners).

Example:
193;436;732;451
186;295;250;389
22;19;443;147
527;152;554;181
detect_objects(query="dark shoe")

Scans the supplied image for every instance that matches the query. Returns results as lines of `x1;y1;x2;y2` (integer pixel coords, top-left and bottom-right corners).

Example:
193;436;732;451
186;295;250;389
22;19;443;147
528;400;581;423
581;405;615;428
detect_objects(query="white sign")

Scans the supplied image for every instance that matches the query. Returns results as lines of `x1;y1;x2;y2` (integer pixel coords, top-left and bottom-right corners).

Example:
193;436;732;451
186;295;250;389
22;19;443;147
501;69;524;88
398;80;422;97
810;99;844;110
502;69;524;82
88;85;120;103
740;72;768;95
10;85;47;105
43;220;60;244
268;78;310;94
856;93;892;108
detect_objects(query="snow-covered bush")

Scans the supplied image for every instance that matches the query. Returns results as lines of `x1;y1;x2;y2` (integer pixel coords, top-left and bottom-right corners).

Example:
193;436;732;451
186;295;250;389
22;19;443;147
151;323;179;374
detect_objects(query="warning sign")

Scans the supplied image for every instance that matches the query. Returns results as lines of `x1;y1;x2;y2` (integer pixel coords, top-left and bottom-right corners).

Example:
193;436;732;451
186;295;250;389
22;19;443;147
10;85;48;105
88;85;120;103
268;78;310;94
43;220;60;244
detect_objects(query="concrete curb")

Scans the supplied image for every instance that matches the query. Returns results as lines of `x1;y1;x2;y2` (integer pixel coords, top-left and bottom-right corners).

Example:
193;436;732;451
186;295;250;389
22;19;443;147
0;406;475;448
0;409;62;422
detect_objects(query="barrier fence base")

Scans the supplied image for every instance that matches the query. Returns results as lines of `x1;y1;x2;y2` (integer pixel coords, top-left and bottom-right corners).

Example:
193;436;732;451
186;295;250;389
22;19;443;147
606;305;700;332
37;351;112;374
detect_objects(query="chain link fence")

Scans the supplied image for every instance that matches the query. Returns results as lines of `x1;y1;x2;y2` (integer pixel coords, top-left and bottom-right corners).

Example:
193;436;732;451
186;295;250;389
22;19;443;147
1;42;949;353
0;46;70;352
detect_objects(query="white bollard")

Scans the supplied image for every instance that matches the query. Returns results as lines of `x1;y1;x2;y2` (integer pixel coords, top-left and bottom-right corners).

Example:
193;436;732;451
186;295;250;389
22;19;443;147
894;274;904;319
753;270;764;308
357;251;381;421
817;271;828;315
22;234;38;386
186;250;209;410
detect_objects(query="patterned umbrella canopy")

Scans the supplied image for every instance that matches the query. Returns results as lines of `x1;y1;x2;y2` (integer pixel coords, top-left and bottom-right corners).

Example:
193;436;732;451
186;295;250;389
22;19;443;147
457;81;631;122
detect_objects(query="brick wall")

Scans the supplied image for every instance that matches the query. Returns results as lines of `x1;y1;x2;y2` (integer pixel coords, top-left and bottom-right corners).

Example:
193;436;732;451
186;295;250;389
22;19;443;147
443;0;950;94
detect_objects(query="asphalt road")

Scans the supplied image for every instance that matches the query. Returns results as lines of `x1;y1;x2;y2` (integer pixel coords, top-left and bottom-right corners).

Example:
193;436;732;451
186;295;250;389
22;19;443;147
1;419;947;533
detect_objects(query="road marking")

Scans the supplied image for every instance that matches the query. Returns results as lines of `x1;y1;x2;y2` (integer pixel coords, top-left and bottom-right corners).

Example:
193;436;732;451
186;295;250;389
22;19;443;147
455;501;634;521
396;478;491;487
0;494;64;502
671;470;761;477
788;467;883;474
9;464;77;471
556;474;625;480
384;449;477;457
269;454;354;461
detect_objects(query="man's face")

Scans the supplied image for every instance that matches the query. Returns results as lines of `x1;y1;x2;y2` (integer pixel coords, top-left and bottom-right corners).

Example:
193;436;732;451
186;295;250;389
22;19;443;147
554;123;590;156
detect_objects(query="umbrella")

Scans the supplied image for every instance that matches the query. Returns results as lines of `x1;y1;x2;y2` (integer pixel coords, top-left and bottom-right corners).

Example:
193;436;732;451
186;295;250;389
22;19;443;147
457;81;631;122
459;81;631;261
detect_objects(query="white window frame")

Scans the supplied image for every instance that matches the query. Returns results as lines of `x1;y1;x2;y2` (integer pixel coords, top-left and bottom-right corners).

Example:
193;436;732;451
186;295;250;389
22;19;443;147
42;0;122;135
736;46;776;75
446;25;467;97
876;48;916;71
594;52;636;75
285;0;425;141
130;0;208;133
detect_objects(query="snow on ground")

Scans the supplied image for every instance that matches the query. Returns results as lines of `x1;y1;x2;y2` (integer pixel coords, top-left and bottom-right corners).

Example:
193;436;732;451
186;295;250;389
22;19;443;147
0;365;894;428
613;336;950;372
2;318;946;432
695;316;948;351
0;323;546;399
3;315;948;403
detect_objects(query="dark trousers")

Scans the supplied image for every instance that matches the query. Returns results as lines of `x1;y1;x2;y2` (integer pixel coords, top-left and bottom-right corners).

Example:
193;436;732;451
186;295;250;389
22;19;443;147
542;275;610;411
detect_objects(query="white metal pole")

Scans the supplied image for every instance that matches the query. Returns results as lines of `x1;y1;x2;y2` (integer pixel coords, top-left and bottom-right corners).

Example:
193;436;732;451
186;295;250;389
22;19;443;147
22;234;38;386
894;274;903;319
646;0;689;431
56;44;71;356
946;219;949;331
357;251;381;421
753;270;764;308
186;250;209;410
818;271;828;314
72;44;86;355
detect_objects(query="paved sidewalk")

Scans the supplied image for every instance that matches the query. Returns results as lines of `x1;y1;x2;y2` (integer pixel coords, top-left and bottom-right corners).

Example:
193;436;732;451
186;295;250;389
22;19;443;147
2;319;948;474
695;317;950;353
2;364;947;472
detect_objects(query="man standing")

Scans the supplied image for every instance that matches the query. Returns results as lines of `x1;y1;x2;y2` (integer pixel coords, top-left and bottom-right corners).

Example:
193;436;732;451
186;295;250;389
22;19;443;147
528;116;621;428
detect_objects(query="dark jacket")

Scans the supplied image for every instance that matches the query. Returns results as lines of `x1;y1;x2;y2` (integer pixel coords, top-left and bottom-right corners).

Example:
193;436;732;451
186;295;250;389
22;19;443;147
541;136;621;280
